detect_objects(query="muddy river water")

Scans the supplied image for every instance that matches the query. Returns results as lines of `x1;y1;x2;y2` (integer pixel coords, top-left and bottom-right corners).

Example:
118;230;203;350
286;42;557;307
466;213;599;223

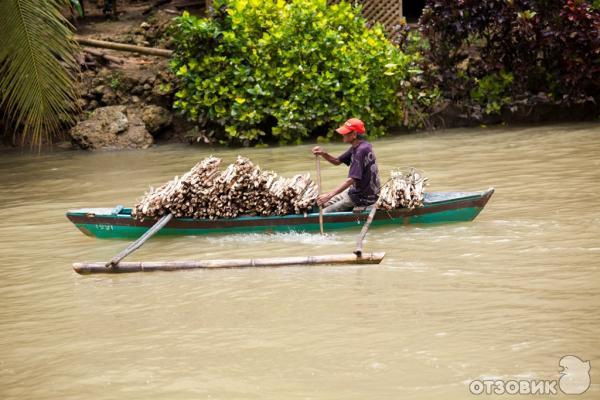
1;123;599;399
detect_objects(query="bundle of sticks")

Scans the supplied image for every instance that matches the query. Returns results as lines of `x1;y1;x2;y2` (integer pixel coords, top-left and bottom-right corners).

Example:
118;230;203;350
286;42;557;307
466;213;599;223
131;156;319;220
378;168;428;210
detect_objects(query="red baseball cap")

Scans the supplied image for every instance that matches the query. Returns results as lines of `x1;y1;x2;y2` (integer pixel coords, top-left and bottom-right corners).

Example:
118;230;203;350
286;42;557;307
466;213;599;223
336;118;365;135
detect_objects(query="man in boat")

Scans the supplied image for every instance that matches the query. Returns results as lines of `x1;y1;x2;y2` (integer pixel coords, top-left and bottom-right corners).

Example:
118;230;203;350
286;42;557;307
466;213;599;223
312;118;381;213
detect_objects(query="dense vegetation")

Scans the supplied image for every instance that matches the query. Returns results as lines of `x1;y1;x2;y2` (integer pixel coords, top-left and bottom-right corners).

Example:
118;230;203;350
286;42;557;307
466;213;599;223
418;0;600;118
1;0;597;148
170;0;430;145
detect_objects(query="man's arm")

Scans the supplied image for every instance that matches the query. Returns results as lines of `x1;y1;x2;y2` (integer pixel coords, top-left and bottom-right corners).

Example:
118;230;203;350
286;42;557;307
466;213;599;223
317;177;354;206
312;146;342;166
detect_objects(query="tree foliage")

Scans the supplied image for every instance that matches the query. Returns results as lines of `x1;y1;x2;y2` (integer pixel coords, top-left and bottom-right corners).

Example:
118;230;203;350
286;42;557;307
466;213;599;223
0;0;79;147
170;0;423;145
419;0;599;115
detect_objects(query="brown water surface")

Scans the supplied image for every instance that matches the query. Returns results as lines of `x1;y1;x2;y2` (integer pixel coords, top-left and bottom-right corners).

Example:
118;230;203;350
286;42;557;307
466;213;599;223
1;123;599;399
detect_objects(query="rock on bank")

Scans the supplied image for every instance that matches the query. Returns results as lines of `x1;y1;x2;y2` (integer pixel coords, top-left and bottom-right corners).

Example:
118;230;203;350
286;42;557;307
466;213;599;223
70;105;172;150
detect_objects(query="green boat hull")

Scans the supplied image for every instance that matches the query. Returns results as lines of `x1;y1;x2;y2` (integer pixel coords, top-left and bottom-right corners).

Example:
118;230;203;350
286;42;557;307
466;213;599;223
66;189;494;239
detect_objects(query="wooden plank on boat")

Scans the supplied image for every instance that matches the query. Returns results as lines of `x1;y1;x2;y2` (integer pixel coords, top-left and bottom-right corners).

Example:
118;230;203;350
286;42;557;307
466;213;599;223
73;252;385;274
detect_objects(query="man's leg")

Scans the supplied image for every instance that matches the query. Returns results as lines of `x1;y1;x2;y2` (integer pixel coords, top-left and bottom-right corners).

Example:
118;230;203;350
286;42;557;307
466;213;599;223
322;189;355;213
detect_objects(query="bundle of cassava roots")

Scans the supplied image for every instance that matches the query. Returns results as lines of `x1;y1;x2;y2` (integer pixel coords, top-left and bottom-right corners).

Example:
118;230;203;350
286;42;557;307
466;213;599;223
378;168;427;211
132;156;319;220
132;157;427;220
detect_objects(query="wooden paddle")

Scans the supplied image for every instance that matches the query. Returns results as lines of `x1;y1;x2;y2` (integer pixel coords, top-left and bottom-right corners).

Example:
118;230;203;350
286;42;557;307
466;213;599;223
316;155;324;235
105;213;173;269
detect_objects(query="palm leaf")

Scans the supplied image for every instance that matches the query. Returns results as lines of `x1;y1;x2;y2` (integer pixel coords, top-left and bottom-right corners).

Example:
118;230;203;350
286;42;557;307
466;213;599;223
0;0;80;147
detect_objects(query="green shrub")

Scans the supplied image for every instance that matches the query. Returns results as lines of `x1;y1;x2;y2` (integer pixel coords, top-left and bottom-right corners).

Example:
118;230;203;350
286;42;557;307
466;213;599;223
108;73;122;90
421;0;600;111
170;0;420;145
470;71;514;115
395;30;441;128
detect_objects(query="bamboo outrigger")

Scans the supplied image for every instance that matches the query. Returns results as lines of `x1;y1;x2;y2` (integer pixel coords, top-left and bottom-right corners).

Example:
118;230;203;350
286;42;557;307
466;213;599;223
74;253;386;274
69;189;493;274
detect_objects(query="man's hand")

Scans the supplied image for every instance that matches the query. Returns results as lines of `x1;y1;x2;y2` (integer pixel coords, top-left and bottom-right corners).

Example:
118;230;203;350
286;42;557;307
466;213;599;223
317;192;333;207
312;147;342;165
312;146;325;156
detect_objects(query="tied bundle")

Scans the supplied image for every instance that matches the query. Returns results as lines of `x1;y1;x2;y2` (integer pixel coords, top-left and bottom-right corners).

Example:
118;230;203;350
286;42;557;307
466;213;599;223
132;156;318;220
378;168;428;210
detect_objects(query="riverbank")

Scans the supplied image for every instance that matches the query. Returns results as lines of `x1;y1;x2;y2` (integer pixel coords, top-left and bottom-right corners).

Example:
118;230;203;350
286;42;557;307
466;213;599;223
66;4;196;150
3;0;597;152
2;120;598;156
71;3;600;151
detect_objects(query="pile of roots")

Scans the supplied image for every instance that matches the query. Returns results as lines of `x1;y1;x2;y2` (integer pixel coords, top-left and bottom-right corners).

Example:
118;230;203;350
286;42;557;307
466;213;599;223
132;156;319;220
378;168;428;210
132;157;428;220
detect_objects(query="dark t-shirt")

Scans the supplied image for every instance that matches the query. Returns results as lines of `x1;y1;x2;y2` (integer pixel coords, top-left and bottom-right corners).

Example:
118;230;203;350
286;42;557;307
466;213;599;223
338;140;381;206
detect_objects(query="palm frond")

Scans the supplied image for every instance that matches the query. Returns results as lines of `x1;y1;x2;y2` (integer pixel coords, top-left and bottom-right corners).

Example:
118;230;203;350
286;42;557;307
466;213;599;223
0;0;79;147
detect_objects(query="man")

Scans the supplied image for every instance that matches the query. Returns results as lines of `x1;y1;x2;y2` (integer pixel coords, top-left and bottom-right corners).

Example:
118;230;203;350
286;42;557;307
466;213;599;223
312;118;381;213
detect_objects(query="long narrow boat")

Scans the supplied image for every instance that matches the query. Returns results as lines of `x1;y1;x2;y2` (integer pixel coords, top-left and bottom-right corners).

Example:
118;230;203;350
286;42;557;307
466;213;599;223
66;188;494;239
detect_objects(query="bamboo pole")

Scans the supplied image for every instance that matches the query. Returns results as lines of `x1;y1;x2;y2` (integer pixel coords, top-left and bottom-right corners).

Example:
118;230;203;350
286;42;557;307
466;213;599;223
105;213;173;269
316;155;324;235
74;252;385;274
75;37;173;57
354;204;378;257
